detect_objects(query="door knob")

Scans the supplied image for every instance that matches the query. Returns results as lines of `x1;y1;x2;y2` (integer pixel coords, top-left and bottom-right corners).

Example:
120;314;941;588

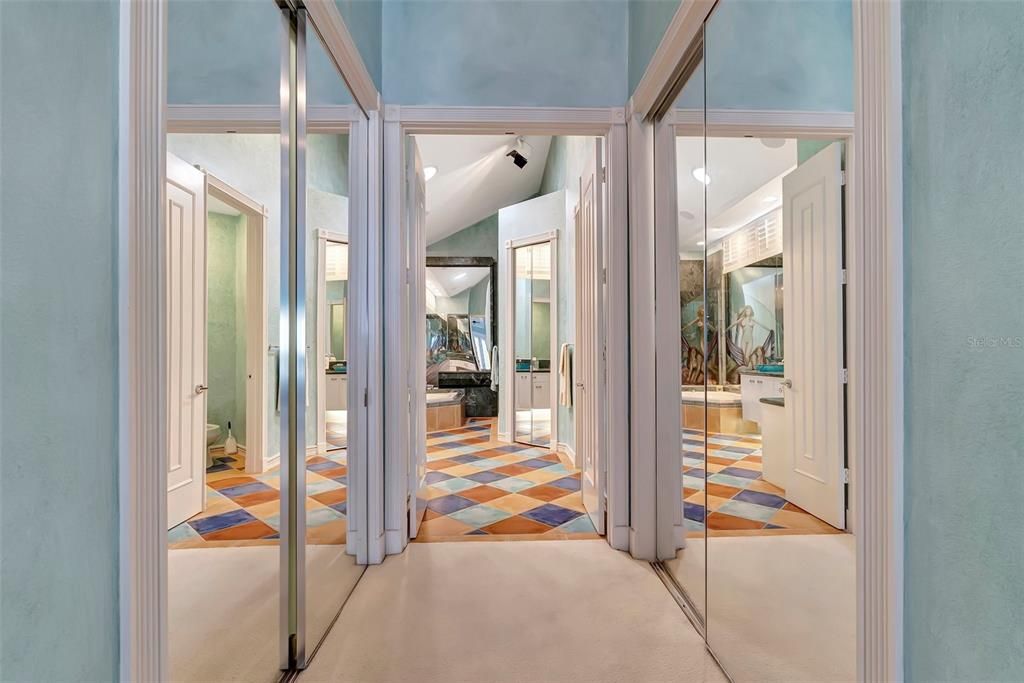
195;384;209;394
781;379;792;389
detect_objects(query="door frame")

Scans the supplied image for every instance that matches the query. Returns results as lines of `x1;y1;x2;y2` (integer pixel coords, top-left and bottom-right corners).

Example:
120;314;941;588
653;116;855;557
504;230;559;450
205;174;271;474
117;0;380;678
383;106;630;556
316;229;348;454
632;0;905;679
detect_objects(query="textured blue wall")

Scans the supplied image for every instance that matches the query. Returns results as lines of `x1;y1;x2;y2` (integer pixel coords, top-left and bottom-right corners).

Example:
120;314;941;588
902;1;1024;680
335;0;383;88
382;0;629;107
168;0;353;105
628;0;680;93
0;1;120;680
677;0;853;111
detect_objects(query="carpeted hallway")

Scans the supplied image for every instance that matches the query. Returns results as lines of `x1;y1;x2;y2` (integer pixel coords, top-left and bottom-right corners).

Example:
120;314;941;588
298;540;726;682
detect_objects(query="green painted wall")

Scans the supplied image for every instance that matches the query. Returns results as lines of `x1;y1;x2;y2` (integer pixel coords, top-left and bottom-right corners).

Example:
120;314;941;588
0;1;120;680
206;212;247;446
426;213;499;258
902;1;1024;679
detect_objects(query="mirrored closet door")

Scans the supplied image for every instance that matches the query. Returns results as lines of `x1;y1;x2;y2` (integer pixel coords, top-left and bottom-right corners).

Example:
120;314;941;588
512;240;555;447
656;3;857;682
166;1;368;678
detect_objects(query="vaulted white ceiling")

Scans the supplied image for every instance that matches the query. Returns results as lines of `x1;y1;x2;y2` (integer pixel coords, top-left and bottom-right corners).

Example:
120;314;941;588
425;265;490;299
414;134;552;245
676;137;797;252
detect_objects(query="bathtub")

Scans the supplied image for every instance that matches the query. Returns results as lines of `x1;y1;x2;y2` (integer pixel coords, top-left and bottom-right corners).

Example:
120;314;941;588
679;389;754;434
426;390;462;405
680;389;742;406
426;390;465;431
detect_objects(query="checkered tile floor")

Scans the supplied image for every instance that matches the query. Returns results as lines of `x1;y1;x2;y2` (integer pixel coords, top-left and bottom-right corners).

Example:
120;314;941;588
167;449;348;548
416;419;600;541
682;428;841;535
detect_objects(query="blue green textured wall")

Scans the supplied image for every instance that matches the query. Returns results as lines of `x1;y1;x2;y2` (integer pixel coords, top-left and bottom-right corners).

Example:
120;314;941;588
903;1;1024;680
382;0;628;106
0;1;120;680
628;0;680;93
677;0;853;112
426;213;499;257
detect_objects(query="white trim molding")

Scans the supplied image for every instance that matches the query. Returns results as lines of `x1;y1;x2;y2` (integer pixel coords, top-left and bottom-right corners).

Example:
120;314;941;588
851;0;904;680
389;105;625;134
381;106;630;557
671;108;855;137
303;0;380;114
167;104;360;133
118;0;166;679
631;0;717;119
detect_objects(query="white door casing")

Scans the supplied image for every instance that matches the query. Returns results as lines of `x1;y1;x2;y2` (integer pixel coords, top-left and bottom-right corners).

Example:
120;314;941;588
407;136;428;538
576;139;606;534
782;141;846;529
166;153;207;529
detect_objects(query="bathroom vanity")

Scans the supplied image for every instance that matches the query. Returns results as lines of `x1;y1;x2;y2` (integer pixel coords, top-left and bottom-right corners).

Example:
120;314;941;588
739;369;786;425
326;362;347;410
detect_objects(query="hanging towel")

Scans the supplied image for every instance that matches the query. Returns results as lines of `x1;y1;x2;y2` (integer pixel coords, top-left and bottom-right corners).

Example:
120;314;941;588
490;345;499;392
558;343;574;407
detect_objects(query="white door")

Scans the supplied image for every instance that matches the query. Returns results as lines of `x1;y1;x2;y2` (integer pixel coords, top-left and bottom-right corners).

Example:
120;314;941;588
782;141;846;529
575;139;606;534
166;153;208;529
407;136;428;538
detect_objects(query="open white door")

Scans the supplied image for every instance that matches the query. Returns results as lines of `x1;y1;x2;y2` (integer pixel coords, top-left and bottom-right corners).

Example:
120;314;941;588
166;153;208;529
576;139;606;534
407;136;428;538
782;141;846;529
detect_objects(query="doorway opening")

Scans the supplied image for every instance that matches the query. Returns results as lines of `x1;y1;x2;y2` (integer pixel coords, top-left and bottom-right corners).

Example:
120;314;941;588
405;133;607;542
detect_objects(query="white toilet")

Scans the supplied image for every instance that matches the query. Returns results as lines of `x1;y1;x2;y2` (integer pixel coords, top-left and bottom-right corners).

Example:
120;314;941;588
206;423;221;447
206;424;221;468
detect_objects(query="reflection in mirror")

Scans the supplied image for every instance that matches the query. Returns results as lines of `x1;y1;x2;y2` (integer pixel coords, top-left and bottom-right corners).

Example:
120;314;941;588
702;2;855;681
165;2;284;679
661;53;708;626
302;21;364;666
513;241;553;447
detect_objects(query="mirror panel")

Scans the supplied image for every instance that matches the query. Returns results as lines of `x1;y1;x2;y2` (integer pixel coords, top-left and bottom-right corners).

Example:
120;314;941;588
702;2;855;681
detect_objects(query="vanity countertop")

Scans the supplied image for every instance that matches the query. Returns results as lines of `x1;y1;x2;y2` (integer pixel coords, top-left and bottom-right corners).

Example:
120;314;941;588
760;396;785;408
516;368;551;374
739;369;784;378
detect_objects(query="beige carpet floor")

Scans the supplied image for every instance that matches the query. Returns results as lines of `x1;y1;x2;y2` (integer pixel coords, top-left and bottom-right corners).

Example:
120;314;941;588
169;546;364;682
298;540;725;683
669;534;856;683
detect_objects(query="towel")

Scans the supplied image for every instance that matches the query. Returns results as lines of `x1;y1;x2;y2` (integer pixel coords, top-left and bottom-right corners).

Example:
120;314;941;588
490;345;499;392
558;343;574;407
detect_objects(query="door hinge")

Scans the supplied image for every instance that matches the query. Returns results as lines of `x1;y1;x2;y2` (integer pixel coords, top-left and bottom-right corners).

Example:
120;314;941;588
840;268;847;285
602;267;607;284
601;166;607;183
840;368;849;384
839;170;847;186
363;388;369;407
842;467;850;484
405;267;411;285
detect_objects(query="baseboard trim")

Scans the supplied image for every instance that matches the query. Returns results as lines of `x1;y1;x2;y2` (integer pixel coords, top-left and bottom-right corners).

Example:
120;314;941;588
557;442;577;468
384;528;405;555
609;524;630;552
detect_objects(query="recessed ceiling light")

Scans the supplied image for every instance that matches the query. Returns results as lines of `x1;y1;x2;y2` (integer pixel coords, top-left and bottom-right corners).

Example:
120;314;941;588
453;272;466;281
692;167;711;185
760;138;786;149
424;166;438;181
762;195;779;204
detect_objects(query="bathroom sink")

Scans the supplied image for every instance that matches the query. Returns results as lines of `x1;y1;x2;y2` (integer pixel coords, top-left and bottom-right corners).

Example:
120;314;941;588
756;364;784;374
